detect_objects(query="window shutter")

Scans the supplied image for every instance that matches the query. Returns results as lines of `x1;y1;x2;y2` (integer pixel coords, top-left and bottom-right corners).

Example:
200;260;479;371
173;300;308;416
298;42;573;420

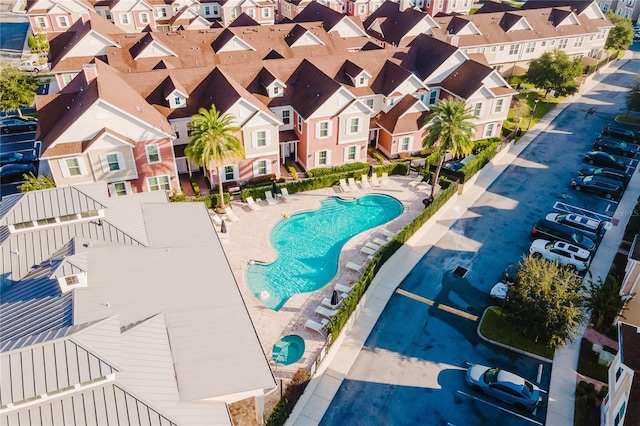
328;122;332;137
100;155;110;173
78;157;88;175
355;146;360;160
314;151;319;167
125;181;132;194
251;132;257;149
108;183;115;196
60;159;70;178
326;150;332;166
315;122;320;138
343;147;348;162
253;161;259;176
116;152;125;170
266;160;272;174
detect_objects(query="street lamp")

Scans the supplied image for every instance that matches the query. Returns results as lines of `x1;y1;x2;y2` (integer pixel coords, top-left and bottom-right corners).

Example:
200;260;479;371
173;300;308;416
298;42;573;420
527;99;539;130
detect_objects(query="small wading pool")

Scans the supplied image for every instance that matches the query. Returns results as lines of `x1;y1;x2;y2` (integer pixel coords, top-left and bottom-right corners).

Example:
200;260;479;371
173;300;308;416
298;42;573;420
246;194;403;310
272;335;305;366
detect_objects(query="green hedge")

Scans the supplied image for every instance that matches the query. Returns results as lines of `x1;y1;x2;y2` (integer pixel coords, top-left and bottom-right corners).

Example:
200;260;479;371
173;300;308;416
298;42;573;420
327;183;459;340
265;399;289;426
460;139;502;180
307;162;369;178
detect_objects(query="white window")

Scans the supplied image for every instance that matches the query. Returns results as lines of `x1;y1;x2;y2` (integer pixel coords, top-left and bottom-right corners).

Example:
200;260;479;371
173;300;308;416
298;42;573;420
473;102;482;117
174;96;182;106
140;13;149;24
484;123;495;137
499;45;505;51
105;10;112;20
490;46;496;52
494;99;504;113
231;8;237;19
256;160;267;175
358;75;366;86
273;85;279;96
262;7;270;17
213;5;219;15
35;17;47;28
317;121;330;138
147;175;170;191
429;90;438;105
146;144;161;163
110;182;129;196
365;99;374;109
120;13;130;24
247;8;255;18
399;136;411;151
255;130;267;147
62;158;83;177
297;115;302;132
558;38;568;49
438;0;443;7
525;42;535;54
101;152;125;172
204;5;211;15
477;47;485;53
602;3;609;11
282;110;291;125
224;165;235;180
318;150;328;165
508;44;519;55
346;146;357;160
358;4;366;13
541;40;547;47
57;16;69;27
160;7;167;17
574;36;584;47
348;118;360;134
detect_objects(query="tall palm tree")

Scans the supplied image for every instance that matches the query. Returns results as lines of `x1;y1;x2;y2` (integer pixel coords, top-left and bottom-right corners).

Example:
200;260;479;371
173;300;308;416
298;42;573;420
421;97;476;201
185;105;244;209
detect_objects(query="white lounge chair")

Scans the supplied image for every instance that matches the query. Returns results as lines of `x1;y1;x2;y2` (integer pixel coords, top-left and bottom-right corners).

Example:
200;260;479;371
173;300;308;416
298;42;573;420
305;318;329;334
381;172;389;187
314;305;338;318
339;178;351;193
348;177;359;192
321;296;345;309
265;191;278;206
210;213;223;227
280;187;293;202
360;246;377;256
360;175;372;189
346;261;365;273
370;173;381;187
246;197;262;211
408;175;423;188
334;283;353;295
372;237;388;246
416;182;432;192
224;207;240;222
365;241;381;251
381;229;396;240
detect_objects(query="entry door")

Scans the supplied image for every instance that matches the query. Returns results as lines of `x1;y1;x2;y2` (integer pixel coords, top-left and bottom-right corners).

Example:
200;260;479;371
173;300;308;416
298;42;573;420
176;157;189;174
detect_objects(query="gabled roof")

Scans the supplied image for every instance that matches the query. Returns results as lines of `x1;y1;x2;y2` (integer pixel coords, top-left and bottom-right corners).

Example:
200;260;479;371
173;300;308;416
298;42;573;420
548;7;574;27
363;1;433;47
130;32;178;59
376;94;429;134
499;12;531;32
440;59;492;99
230;12;260;27
521;0;594;14
474;1;517;14
161;74;189;99
370;60;413;96
285;23;325;47
288;59;342;118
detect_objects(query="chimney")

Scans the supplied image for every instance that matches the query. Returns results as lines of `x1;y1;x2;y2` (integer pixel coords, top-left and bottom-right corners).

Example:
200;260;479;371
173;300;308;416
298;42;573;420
80;11;90;24
83;63;98;84
445;33;459;47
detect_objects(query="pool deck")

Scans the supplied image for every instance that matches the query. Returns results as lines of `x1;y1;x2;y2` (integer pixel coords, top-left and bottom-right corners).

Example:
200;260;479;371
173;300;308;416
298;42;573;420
215;177;433;382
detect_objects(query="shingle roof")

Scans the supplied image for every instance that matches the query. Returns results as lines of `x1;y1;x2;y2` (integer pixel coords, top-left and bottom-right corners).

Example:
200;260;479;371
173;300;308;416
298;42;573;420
440;59;492;98
229;12;260;27
376;94;429;134
288;59;342;118
370;60;413;96
363;1;431;47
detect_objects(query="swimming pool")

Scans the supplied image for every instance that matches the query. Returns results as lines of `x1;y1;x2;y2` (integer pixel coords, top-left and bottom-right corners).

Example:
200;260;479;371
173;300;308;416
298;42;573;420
246;194;403;310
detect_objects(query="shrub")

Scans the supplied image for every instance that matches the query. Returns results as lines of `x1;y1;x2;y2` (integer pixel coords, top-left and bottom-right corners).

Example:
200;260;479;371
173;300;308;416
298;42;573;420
598;385;609;400
369;149;386;164
586;392;598;406
265;399;289;426
245;173;278;187
168;191;186;202
307;162;369;178
576;386;586;397
586;382;595;394
574;394;587;426
189;176;201;196
438;176;454;190
285;161;298;180
578;380;589;390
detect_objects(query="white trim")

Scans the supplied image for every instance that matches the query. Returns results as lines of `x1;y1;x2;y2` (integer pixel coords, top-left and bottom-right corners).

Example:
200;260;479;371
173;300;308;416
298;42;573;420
145;144;161;164
146;175;171;191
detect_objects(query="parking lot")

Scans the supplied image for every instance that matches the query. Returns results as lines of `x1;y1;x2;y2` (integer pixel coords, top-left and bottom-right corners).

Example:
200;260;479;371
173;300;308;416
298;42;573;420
0;129;39;197
319;53;640;425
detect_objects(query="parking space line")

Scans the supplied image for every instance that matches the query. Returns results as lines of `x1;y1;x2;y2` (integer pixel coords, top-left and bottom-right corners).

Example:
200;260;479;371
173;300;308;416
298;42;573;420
395;289;478;321
457;390;543;425
553;201;614;221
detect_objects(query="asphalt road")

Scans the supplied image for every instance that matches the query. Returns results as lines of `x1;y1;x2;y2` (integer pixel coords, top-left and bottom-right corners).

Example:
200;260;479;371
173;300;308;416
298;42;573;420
1;130;38;197
320;48;640;426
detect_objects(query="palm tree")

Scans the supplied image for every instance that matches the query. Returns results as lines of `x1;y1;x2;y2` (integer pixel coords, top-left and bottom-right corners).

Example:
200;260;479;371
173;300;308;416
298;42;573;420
421;97;476;201
185;105;244;209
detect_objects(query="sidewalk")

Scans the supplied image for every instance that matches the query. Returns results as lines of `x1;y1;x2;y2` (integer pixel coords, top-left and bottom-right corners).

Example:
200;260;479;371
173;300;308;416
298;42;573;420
287;53;635;426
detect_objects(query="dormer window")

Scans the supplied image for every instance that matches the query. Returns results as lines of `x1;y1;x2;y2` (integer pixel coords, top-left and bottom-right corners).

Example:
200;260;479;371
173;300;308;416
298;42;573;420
267;82;285;98
274;86;279;95
174;96;182;106
57;272;88;293
358;76;366;86
167;92;187;108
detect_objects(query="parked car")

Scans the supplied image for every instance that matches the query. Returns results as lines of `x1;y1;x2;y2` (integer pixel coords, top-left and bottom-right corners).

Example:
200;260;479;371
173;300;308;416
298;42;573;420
570;175;624;200
602;124;640;143
0;151;37;166
545;212;611;238
578;166;631;187
490;264;519;300
529;239;591;271
0;163;37;183
0;116;38;134
465;364;542;411
593;137;638;158
583;151;627;171
18;60;48;74
531;219;597;252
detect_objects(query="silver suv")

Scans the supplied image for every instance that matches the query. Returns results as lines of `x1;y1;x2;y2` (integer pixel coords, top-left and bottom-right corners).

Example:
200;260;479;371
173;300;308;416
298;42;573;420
545;213;611;239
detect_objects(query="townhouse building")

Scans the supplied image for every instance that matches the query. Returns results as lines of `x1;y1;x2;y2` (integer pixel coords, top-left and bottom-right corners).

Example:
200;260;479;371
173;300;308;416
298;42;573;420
525;0;640;25
364;0;613;77
37;10;514;194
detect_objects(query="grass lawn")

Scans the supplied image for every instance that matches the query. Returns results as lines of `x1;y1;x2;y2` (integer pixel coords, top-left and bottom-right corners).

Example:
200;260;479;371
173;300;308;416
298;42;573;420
615;115;640;126
577;338;613;383
479;307;555;360
503;90;564;135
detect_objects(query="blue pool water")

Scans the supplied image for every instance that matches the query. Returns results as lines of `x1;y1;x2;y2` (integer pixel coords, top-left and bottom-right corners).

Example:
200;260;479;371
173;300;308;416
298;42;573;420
247;194;403;310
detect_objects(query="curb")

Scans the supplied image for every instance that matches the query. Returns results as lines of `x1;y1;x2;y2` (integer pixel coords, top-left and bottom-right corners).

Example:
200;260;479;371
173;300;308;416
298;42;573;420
476;307;554;364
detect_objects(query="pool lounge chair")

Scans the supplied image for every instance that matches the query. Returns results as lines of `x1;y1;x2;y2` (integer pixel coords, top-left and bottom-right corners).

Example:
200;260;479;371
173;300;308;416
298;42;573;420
334;283;353;295
321;296;345;309
339;178;351;193
224;207;240;222
360;246;377;256
265;191;278;206
408;175;423;188
372;237;388;247
305;318;329;335
346;261;365;273
314;305;338;318
381;229;396;240
210;213;224;228
365;241;381;251
246;197;262;211
348;177;359;192
360;175;372;189
280;188;293;202
381;172;389;187
370;173;381;187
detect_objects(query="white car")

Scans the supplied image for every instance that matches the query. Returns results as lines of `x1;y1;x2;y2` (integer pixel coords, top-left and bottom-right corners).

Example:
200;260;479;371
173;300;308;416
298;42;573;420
18;60;47;74
545;212;611;236
529;239;591;271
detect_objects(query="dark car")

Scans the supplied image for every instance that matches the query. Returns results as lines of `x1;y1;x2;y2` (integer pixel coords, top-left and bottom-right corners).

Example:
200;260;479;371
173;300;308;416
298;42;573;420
593;137;638;158
583;151;627;171
0;151;37;166
531;219;597;252
0;163;37;183
578;166;631;187
0;116;38;134
602;124;640;143
570;175;624;200
545;212;611;239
